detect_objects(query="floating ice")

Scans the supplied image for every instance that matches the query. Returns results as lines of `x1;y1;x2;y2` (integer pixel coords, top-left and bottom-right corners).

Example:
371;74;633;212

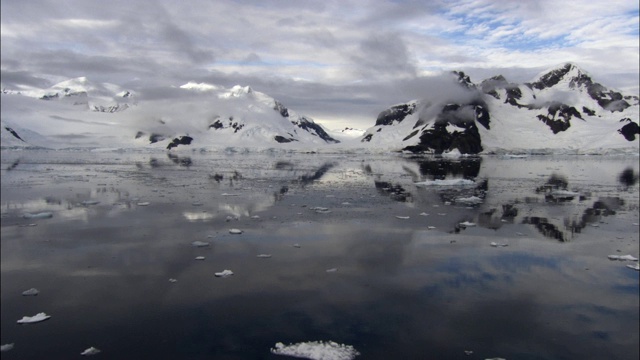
427;226;436;230
419;212;429;216
22;212;53;219
464;350;473;355
437;213;447;216
326;268;338;273
221;193;240;196
459;221;476;227
415;179;475;186
271;340;360;360
169;278;178;283
229;228;243;234
310;207;331;214
81;200;100;206
136;202;150;206
251;215;261;219
191;241;210;247
22;288;39;296
608;255;638;261
1;343;14;352
226;215;239;221
550;190;579;197
455;196;483;205
81;347;101;356
17;312;51;324
395;216;410;219
215;270;234;277
293;244;301;248
195;256;206;260
626;264;640;271
257;254;272;258
490;242;508;247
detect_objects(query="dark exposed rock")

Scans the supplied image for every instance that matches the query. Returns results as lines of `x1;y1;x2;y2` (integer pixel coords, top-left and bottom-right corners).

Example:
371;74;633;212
291;116;339;143
4;126;25;142
375;103;416;126
273;100;289;117
274;135;296;143
166;135;193;150
582;106;596;116
452;71;475;89
135;131;144;139
403;121;483;154
209;119;224;129
149;133;165;144
618;120;639;141
361;134;373;142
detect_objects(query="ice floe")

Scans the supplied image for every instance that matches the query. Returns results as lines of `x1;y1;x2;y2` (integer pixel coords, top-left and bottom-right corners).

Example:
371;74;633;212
490;242;508;247
293;244;301;248
607;255;638;261
169;278;178;283
1;344;14;352
191;241;210;247
229;228;243;234
136;202;150;206
17;312;51;324
257;254;272;258
419;212;429;216
626;264;640;271
215;270;234;277
195;256;206;260
455;196;483;205
22;288;39;296
395;216;410;219
326;268;338;273
415;179;475;186
81;200;100;206
310;207;331;214
80;347;101;356
22;212;53;219
427;226;436;230
271;341;360;360
459;221;476;227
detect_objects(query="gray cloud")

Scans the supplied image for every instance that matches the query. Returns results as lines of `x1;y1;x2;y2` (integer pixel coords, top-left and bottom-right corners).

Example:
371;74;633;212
350;33;417;79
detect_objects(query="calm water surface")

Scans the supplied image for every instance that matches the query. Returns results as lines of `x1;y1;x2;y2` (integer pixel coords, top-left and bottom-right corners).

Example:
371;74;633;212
1;150;638;359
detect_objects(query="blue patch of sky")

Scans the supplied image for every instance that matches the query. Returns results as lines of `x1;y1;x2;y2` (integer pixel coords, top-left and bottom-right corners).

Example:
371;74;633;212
437;11;572;51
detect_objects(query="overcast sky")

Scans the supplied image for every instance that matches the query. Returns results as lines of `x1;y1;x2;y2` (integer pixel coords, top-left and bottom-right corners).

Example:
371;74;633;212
2;0;638;129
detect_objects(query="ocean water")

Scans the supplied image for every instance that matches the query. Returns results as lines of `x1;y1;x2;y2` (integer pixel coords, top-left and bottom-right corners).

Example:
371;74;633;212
1;150;638;359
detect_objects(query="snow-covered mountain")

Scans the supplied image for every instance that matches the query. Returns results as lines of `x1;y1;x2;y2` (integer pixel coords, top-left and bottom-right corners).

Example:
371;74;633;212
1;79;338;150
359;63;639;154
1;63;638;154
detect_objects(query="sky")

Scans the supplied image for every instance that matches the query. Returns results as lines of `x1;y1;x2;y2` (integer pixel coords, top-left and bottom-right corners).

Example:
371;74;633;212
1;0;639;130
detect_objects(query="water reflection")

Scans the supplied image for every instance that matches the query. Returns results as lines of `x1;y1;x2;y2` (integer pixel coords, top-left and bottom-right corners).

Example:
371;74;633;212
619;167;638;188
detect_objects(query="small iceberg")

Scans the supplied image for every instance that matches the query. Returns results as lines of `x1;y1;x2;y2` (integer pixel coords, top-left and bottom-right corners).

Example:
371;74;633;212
215;269;234;277
459;221;476;227
136;202;150;206
1;343;14;352
310;207;331;214
257;254;272;258
80;347;101;356
81;200;100;206
191;241;210;247
395;216;410;219
419;212;429;216
326;268;338;273
415;179;475;186
626;264;640;271
195;256;206;260
455;196;483;205
490;242;508;247
271;340;360;360
607;255;638;261
229;228;243;234
22;212;53;219
427;226;436;230
293;244;301;248
22;288;39;296
17;312;51;324
169;278;178;283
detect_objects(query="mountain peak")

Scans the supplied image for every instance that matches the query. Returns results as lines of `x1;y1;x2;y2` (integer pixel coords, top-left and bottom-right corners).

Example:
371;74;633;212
527;62;593;90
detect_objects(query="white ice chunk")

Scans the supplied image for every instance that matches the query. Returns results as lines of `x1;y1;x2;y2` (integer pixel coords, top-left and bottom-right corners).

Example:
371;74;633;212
136;202;150;206
293;244;301;248
251;215;261;219
257;254;272;258
17;312;51;324
626;264;640;271
490;242;508;247
415;179;475;186
326;268;338;273
22;288;39;296
229;228;243;234
459;221;476;227
215;270;234;277
271;340;360;360
81;200;100;206
427;226;436;230
311;207;331;214
169;278;178;283
1;343;14;352
608;255;638;261
419;212;429;216
195;256;206;260
221;193;240;196
191;241;210;247
395;216;410;219
455;196;483;205
22;212;53;219
81;347;101;356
